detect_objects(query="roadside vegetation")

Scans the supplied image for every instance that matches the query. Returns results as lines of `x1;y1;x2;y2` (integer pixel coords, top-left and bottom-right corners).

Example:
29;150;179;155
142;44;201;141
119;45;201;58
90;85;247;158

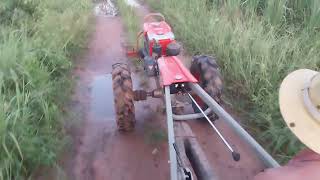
117;0;144;69
145;0;320;162
0;0;91;179
117;0;140;45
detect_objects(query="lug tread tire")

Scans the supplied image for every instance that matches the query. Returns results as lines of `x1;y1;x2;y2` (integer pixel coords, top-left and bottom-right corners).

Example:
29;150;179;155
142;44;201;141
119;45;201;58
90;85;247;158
112;63;135;131
190;55;223;116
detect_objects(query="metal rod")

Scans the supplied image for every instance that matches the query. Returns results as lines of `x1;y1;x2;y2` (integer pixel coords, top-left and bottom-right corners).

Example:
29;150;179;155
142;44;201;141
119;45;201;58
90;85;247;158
189;83;280;168
164;86;178;180
187;93;235;153
173;108;212;120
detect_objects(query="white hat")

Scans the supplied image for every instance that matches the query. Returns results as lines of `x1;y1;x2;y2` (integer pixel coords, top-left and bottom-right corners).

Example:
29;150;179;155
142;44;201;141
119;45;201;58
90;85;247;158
279;69;320;153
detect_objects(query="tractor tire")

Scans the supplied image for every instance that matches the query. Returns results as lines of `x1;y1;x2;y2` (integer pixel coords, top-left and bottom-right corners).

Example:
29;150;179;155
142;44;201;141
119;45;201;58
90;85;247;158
190;55;223;119
112;63;135;131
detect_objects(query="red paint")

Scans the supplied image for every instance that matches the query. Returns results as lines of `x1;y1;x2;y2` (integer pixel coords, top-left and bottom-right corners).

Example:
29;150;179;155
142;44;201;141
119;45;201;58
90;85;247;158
143;20;175;56
143;21;172;35
157;56;198;86
126;47;139;57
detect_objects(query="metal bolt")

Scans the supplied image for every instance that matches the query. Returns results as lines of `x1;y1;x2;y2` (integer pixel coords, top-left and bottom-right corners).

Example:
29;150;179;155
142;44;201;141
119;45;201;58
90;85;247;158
175;74;182;80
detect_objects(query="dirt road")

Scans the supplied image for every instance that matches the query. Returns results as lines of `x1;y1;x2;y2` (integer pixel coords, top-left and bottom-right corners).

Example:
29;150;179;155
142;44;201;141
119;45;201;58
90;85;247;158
38;1;267;180
67;13;171;179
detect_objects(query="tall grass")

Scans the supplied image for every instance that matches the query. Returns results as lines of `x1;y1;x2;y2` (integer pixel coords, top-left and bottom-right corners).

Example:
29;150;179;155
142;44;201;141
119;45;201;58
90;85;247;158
146;0;320;162
117;0;141;45
0;0;91;179
117;0;144;69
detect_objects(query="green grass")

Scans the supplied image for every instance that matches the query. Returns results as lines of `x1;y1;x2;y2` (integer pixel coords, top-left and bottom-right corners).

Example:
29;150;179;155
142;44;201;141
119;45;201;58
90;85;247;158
117;0;144;70
144;0;320;163
117;0;141;45
0;0;91;179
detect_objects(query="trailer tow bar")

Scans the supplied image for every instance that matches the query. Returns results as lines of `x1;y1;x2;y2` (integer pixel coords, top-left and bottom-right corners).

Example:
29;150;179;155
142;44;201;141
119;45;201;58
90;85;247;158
187;93;241;162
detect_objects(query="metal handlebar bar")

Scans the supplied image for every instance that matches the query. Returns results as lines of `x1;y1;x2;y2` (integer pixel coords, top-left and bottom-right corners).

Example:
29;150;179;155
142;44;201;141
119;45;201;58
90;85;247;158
144;13;166;22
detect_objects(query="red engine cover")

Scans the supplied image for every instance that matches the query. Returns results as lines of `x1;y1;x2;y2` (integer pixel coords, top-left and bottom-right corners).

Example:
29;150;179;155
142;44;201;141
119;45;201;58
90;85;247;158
143;19;198;86
143;21;175;55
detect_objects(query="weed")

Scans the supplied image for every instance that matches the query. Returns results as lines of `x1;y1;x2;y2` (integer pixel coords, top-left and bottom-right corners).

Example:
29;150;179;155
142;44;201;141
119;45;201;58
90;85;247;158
0;0;91;178
117;0;141;45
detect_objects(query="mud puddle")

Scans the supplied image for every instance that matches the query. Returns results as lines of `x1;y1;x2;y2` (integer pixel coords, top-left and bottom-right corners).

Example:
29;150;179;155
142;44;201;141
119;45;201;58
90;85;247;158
90;74;115;119
94;0;118;17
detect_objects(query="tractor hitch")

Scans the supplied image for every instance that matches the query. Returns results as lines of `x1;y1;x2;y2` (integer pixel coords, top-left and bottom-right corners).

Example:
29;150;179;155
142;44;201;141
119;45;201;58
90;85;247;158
133;89;163;101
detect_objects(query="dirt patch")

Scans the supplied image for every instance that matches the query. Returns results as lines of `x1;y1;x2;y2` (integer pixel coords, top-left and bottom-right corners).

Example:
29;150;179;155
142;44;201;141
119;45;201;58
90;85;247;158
187;116;265;180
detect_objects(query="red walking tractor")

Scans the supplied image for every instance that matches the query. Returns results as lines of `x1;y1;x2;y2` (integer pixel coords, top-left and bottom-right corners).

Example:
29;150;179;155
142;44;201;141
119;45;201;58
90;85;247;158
112;13;279;180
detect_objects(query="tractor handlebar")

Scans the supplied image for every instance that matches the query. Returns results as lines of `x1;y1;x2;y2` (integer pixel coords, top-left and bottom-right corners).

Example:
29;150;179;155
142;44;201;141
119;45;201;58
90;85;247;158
144;13;165;22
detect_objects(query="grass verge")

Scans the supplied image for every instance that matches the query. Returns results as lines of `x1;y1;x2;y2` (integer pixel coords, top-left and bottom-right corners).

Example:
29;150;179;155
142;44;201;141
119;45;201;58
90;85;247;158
144;0;320;163
117;0;141;45
0;0;91;178
117;0;143;69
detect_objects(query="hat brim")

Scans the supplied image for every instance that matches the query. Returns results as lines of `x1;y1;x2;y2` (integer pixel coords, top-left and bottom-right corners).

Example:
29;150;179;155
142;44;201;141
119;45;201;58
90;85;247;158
279;69;320;153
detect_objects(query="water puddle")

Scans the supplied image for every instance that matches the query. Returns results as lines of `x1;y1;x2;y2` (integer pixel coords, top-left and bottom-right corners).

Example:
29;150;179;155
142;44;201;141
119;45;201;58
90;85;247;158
90;74;115;120
94;0;118;17
124;0;140;7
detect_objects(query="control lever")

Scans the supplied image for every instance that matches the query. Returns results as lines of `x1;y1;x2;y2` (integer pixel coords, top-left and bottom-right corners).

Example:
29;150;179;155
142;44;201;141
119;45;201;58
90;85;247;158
187;93;240;162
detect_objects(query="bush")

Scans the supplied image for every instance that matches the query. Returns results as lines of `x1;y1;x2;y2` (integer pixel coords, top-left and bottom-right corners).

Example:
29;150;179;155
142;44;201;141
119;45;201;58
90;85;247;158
0;0;91;179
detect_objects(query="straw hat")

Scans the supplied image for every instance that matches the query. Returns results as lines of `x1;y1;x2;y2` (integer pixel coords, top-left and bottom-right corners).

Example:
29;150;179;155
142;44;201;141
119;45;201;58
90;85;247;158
279;69;320;154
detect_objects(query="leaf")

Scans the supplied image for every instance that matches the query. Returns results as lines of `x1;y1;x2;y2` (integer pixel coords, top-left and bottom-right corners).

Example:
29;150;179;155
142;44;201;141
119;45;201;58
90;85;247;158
9;132;23;160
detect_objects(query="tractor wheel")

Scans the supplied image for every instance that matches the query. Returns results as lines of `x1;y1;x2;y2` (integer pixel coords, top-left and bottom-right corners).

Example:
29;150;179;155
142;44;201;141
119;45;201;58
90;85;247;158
190;55;223;119
112;63;135;131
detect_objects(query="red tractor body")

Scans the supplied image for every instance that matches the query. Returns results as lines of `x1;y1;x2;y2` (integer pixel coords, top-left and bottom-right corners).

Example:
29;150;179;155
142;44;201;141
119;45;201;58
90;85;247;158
130;13;198;87
158;56;197;86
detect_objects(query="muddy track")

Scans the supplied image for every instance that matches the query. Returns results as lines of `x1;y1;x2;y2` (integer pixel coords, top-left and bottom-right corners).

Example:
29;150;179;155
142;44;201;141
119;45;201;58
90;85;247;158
37;1;266;180
67;14;171;180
